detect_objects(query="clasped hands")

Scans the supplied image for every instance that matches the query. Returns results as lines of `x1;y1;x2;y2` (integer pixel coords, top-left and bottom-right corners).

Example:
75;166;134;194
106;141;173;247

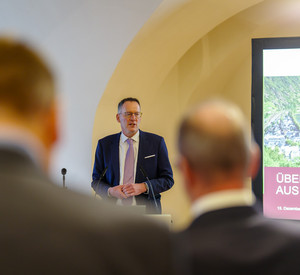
108;183;147;199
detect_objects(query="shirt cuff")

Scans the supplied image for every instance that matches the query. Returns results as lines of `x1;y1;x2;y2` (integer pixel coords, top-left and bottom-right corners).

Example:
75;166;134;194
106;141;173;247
144;183;149;194
107;187;112;197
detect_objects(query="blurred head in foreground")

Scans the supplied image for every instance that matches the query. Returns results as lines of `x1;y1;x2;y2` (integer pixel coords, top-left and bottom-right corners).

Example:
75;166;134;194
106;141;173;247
178;99;260;202
0;37;173;275
0;37;57;170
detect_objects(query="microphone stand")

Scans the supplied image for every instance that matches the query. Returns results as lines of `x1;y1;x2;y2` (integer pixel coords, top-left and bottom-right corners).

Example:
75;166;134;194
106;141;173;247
94;167;108;197
140;166;159;213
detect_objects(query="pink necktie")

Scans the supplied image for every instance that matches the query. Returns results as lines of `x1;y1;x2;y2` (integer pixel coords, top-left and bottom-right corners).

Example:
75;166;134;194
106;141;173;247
122;138;134;205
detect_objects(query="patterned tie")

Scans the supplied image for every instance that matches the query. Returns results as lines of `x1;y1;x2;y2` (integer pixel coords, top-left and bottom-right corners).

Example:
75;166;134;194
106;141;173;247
122;138;134;205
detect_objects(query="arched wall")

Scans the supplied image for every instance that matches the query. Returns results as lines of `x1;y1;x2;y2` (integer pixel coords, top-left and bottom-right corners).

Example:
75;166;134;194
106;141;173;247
93;0;300;230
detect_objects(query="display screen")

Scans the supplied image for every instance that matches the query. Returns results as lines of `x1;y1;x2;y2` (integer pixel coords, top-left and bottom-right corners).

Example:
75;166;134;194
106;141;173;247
263;49;300;219
252;38;300;220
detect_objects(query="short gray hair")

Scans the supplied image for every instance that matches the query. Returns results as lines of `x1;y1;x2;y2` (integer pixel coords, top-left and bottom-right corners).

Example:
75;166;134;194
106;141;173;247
178;100;251;175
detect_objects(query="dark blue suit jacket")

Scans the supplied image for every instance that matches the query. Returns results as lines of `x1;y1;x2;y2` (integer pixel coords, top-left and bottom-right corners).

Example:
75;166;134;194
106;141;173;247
92;130;174;213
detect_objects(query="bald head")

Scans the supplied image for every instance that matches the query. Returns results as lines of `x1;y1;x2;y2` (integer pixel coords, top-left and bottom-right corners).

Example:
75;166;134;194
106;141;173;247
178;100;252;177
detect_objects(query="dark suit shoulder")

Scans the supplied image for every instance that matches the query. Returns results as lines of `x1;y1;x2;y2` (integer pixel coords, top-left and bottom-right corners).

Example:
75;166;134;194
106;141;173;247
99;131;164;143
98;133;121;145
140;130;164;142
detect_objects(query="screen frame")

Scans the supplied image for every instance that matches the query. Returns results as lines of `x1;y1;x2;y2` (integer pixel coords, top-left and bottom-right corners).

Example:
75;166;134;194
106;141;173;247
251;36;300;204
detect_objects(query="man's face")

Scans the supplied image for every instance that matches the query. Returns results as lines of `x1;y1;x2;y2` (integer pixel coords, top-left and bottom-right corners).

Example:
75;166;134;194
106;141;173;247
116;101;141;138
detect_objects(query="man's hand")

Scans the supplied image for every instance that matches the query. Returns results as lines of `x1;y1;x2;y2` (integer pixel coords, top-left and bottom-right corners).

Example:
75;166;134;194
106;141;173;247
108;185;128;199
122;183;147;197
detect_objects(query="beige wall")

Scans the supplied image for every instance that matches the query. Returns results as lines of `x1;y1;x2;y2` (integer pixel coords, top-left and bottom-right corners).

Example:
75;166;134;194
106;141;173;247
92;0;300;230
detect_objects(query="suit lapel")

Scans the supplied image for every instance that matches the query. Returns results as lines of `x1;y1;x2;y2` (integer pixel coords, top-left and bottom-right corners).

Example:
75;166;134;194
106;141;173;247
136;130;147;182
111;133;121;186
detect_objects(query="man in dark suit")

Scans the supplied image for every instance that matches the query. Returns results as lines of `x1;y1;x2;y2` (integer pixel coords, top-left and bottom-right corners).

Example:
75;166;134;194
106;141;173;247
92;98;174;213
0;37;173;274
175;99;300;275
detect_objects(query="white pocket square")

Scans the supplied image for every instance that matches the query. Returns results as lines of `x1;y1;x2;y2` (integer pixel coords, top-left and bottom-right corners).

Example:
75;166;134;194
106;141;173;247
144;154;155;159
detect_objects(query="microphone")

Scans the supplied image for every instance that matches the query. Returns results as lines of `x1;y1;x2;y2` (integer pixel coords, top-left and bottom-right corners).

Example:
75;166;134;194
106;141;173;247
94;167;108;197
61;168;67;188
139;166;159;213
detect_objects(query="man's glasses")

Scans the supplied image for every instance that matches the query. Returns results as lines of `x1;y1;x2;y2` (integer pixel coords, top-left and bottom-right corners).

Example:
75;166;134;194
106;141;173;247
120;112;142;119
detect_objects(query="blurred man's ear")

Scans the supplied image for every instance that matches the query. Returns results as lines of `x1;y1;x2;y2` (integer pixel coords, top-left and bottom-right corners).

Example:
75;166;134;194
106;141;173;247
247;143;261;179
116;113;120;123
29;99;58;171
179;157;197;197
40;100;58;151
48;100;58;147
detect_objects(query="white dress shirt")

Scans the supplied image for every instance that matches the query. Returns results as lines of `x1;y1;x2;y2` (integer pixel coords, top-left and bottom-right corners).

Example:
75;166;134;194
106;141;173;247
191;188;255;219
117;131;140;205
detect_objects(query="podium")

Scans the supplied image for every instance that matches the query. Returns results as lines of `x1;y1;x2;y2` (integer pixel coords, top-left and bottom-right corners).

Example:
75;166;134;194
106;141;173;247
145;214;173;229
116;205;173;229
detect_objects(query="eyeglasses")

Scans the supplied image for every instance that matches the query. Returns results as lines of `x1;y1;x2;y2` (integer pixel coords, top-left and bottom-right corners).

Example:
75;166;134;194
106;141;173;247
120;112;142;119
